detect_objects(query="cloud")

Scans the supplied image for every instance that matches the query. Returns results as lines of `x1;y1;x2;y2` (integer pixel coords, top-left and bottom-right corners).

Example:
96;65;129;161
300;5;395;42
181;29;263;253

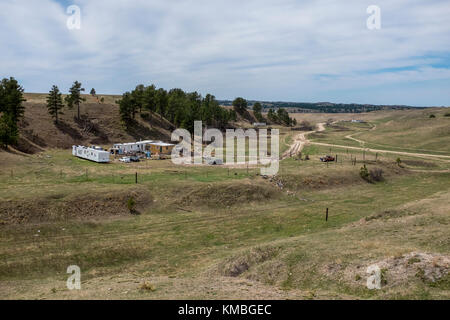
0;0;449;106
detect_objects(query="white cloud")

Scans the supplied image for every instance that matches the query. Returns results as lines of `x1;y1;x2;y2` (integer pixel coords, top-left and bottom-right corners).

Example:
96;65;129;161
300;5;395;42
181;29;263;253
0;0;449;105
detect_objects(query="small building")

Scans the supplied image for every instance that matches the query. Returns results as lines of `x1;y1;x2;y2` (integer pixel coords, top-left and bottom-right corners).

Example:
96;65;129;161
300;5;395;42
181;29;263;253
253;122;267;127
146;142;175;155
113;140;156;154
204;157;224;165
72;145;110;163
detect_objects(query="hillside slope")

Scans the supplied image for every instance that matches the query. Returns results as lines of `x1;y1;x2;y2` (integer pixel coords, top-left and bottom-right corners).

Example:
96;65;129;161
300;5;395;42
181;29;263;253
16;93;175;153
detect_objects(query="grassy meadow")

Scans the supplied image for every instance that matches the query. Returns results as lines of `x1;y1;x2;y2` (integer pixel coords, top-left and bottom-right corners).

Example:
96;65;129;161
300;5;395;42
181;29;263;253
0;109;449;300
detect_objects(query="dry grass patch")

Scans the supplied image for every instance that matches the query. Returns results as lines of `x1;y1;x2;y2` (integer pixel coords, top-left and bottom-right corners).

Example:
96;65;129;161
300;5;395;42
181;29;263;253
0;188;152;225
178;179;281;208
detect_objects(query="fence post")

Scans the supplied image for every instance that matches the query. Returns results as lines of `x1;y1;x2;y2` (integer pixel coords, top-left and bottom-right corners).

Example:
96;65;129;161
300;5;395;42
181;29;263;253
135;172;138;184
326;208;329;221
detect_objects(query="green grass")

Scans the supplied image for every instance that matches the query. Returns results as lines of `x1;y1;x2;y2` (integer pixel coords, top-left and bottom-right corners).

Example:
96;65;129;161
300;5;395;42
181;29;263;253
308;115;450;156
0;116;449;299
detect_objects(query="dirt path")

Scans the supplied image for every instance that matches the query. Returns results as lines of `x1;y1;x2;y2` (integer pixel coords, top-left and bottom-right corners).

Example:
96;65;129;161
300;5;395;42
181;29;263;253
310;141;450;161
345;133;366;146
283;122;450;162
281;123;326;160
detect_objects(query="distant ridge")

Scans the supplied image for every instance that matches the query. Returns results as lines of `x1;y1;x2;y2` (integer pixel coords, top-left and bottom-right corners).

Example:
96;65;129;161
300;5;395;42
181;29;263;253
218;100;425;113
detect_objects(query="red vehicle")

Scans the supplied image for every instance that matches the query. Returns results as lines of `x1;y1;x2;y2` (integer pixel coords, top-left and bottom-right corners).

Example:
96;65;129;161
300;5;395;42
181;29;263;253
320;155;335;162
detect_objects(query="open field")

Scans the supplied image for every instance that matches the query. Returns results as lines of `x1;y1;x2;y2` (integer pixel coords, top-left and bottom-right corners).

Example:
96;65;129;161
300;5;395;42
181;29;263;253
307;108;450;155
1;106;449;300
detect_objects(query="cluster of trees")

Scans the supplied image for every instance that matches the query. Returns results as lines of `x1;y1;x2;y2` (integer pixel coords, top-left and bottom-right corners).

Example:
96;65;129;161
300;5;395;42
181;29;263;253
267;108;296;126
231;97;266;122
0;77;26;148
118;85;237;132
46;81;86;124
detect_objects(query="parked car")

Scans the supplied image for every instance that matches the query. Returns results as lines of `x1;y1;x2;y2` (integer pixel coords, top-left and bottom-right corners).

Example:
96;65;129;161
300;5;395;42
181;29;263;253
320;155;335;162
119;157;131;163
205;157;223;165
130;156;140;162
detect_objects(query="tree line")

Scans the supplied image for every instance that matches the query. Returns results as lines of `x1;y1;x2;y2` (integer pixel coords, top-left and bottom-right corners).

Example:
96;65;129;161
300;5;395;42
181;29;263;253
118;87;299;131
267;108;297;126
46;81;88;124
0;78;93;149
118;85;238;132
219;100;420;113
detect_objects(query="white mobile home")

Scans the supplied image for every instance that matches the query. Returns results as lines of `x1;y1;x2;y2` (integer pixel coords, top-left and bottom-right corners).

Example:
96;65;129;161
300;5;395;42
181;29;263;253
72;145;110;163
113;140;155;154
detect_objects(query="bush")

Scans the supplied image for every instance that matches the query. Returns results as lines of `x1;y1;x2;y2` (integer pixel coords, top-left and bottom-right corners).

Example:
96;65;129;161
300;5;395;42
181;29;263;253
360;165;384;183
429;114;436;118
140;281;156;291
140;112;150;120
445;113;450;117
127;197;137;214
359;165;370;182
369;168;384;182
299;120;313;131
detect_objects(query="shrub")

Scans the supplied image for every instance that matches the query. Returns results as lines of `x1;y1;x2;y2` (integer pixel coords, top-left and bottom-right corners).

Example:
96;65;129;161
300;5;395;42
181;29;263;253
127;197;136;214
359;165;370;182
429;114;436;118
299;120;313;131
140;112;150;120
445;113;450;117
140;281;156;291
369;168;384;182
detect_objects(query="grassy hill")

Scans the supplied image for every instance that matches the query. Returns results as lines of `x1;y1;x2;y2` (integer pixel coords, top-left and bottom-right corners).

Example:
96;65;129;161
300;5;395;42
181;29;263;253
15;93;175;153
0;102;449;300
307;108;450;155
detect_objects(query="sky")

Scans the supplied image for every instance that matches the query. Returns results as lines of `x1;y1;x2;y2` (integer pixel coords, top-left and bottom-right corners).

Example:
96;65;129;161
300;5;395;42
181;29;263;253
0;0;449;106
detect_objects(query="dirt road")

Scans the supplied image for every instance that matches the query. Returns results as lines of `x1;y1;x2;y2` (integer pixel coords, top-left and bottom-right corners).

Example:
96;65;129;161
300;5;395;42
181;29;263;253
281;123;325;160
283;122;450;162
310;141;450;161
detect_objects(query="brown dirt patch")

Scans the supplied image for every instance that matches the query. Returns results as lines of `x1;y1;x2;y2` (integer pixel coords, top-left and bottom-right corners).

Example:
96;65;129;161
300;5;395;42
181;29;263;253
0;188;153;225
343;252;450;289
214;246;281;278
178;180;281;208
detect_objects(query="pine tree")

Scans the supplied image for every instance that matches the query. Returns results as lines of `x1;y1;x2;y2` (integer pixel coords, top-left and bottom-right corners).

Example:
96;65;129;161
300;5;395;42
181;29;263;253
0;77;26;122
46;85;64;124
232;97;247;114
0;77;26;148
118;92;134;128
65;81;85;119
0;113;18;148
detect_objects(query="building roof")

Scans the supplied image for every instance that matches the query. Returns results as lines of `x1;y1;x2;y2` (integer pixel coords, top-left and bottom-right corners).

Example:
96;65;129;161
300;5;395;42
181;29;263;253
113;140;174;147
150;142;175;147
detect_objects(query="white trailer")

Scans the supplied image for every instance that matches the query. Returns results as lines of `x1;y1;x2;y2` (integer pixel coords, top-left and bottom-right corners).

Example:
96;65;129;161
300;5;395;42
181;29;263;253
113;140;155;154
72;145;110;163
